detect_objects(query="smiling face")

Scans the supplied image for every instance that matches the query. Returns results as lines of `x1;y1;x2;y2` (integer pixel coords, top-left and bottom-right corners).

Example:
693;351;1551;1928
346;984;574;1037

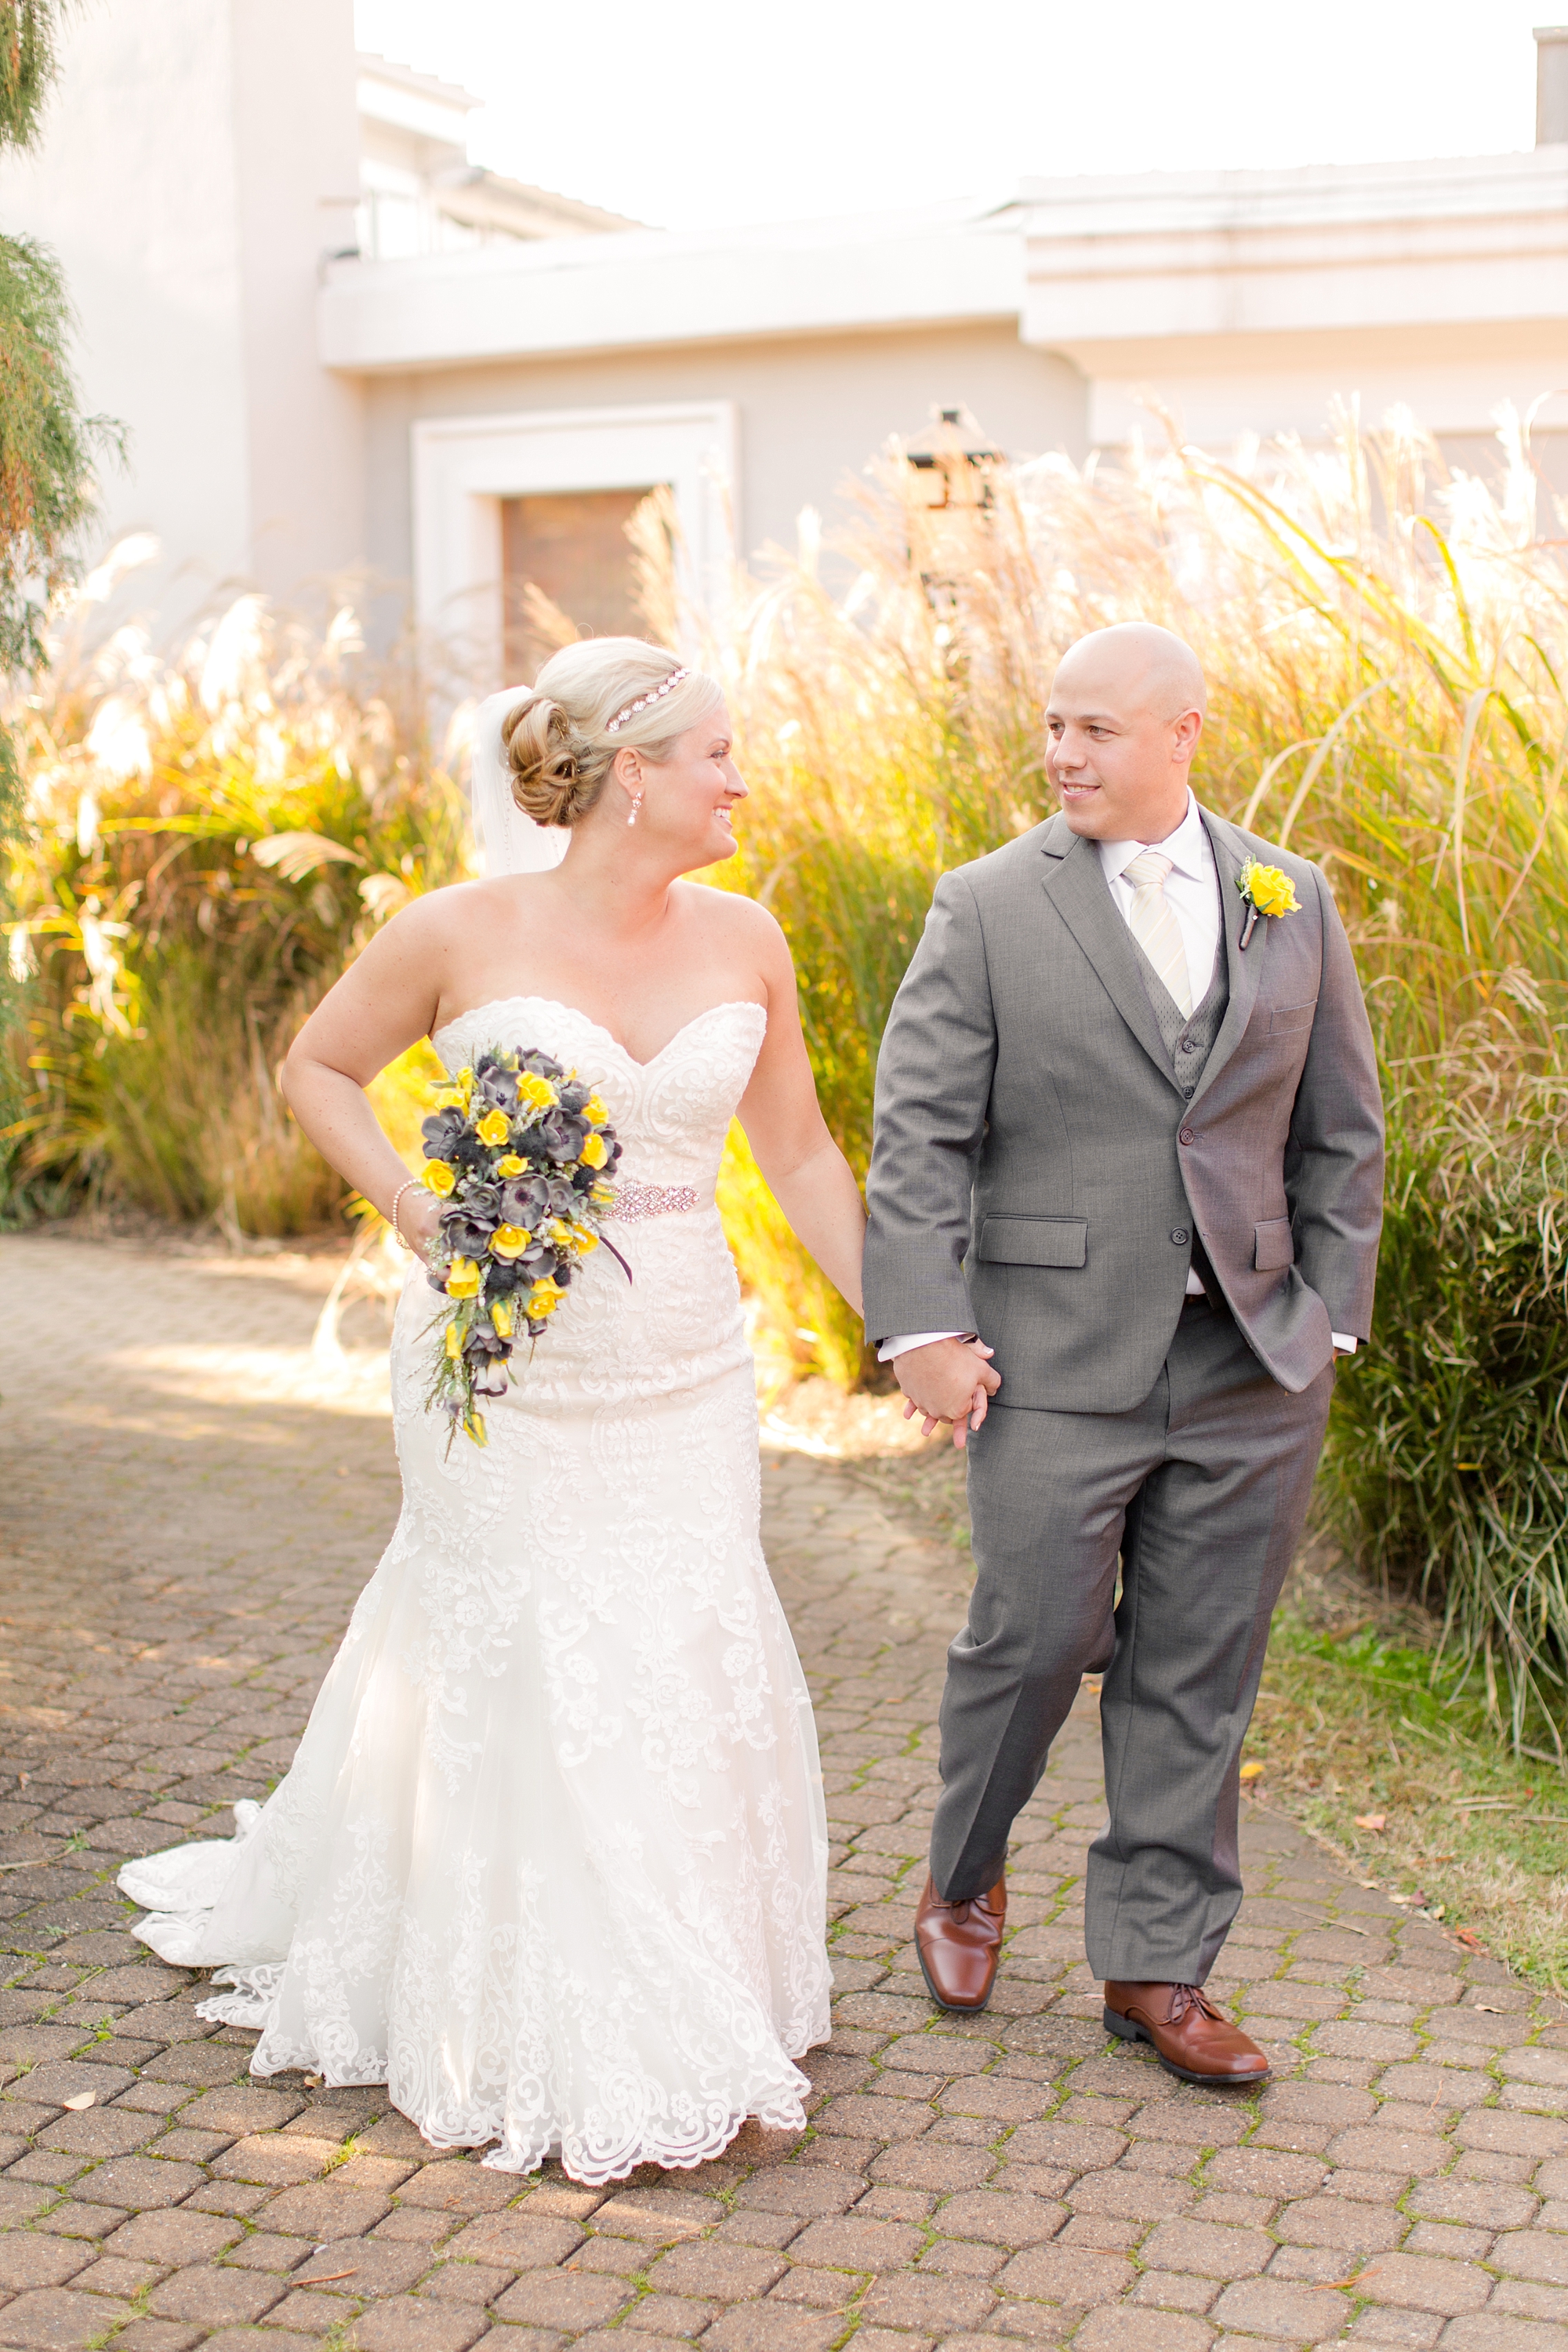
617;699;747;868
1045;626;1206;843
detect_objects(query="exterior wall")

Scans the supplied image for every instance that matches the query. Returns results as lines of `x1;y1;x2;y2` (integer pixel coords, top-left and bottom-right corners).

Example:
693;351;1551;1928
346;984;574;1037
0;0;252;615
0;0;363;625
358;321;1088;624
230;0;365;597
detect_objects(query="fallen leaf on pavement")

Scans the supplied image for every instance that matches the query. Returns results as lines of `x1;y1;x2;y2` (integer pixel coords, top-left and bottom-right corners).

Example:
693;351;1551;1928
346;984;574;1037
60;2091;94;2111
1239;1762;1265;1782
1354;1813;1387;1831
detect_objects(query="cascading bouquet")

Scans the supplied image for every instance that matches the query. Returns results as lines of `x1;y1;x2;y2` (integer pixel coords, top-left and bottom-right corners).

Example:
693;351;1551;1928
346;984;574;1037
418;1047;626;1445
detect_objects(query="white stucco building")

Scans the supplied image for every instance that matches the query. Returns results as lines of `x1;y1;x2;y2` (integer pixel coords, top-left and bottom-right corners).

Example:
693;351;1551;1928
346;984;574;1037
7;1;1568;673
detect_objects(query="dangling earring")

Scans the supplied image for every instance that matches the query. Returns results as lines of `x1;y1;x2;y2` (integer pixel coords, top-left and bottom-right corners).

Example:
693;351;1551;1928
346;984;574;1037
627;789;643;828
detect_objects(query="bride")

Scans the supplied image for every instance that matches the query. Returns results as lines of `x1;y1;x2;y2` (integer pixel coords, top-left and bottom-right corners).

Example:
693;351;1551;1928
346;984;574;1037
118;641;869;2183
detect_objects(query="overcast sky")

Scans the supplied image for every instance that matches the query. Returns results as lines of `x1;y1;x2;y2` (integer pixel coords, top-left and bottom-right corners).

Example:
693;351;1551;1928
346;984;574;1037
354;0;1551;231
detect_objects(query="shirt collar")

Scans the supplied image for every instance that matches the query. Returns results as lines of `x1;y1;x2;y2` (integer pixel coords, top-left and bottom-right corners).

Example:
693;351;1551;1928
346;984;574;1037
1098;790;1209;886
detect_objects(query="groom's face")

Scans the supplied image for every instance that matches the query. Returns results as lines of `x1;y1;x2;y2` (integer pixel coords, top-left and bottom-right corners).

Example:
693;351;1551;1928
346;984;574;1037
1046;658;1202;844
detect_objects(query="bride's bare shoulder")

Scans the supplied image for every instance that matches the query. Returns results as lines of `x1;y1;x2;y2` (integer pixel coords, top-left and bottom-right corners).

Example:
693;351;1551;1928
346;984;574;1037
679;879;786;948
380;873;548;946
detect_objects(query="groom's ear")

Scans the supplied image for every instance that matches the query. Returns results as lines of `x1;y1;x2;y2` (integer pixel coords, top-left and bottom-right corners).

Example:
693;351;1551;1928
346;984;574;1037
1171;708;1203;762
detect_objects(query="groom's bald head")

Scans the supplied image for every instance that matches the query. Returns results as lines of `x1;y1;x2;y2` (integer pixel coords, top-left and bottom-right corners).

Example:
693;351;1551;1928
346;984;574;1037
1046;624;1207;842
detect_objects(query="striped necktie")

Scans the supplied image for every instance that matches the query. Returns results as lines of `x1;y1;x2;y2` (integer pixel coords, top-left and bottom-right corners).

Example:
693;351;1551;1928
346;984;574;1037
1123;848;1192;1019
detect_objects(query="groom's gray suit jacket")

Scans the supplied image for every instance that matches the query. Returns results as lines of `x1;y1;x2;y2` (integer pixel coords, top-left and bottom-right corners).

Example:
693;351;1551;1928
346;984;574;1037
862;807;1384;1412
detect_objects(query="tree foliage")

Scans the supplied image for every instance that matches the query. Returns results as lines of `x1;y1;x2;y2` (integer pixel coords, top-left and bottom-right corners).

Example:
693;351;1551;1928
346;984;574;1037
0;1;114;1186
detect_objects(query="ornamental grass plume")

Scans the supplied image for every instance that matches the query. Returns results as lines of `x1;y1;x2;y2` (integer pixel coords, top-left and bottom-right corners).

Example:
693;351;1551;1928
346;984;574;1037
714;403;1568;1751
1;572;470;1228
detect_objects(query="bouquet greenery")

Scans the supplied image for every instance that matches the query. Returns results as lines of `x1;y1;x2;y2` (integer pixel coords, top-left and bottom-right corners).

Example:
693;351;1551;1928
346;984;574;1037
419;1047;625;1445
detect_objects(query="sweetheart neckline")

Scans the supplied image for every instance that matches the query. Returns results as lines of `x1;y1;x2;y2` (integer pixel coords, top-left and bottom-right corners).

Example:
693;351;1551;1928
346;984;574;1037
430;994;766;1073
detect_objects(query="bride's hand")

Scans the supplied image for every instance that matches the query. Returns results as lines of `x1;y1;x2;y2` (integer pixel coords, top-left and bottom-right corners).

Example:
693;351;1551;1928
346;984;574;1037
398;1192;444;1263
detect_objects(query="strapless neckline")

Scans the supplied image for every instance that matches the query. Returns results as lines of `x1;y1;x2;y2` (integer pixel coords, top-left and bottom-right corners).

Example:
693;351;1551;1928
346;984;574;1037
430;993;766;1073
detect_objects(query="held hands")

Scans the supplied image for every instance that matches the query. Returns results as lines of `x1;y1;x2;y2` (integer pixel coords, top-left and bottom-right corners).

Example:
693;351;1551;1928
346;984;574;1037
892;1336;1000;1450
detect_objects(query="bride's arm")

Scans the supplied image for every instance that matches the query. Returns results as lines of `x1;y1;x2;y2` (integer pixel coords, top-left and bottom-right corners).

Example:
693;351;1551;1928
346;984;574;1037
280;893;459;1256
734;911;866;1316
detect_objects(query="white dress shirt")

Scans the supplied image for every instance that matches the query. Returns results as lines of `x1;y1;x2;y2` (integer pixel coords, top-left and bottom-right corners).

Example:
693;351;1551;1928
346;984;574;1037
880;791;1357;1359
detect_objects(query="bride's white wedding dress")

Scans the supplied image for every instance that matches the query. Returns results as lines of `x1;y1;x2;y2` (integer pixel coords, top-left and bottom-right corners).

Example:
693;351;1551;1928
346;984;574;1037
120;996;832;2184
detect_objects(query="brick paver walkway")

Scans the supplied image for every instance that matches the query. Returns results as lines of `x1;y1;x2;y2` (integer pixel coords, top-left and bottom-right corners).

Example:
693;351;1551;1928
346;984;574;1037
2;1233;1567;2352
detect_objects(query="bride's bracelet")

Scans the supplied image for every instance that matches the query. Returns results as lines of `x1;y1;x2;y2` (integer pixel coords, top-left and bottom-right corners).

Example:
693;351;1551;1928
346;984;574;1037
390;1178;423;1250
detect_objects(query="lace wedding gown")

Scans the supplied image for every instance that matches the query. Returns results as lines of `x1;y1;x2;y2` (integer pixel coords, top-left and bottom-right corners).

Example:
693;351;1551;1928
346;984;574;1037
120;997;832;2183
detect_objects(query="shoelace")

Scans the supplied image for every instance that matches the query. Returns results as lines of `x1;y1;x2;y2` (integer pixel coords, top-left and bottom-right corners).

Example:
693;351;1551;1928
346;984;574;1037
1167;1983;1224;2024
938;1890;1002;1926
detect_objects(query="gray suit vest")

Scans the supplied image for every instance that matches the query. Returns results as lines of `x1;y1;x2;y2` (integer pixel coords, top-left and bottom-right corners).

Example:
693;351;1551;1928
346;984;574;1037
1127;931;1229;1103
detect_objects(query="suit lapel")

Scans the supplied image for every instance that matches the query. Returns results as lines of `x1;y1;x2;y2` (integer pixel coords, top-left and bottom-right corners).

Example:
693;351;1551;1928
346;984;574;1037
1190;811;1263;1104
1039;818;1183;1094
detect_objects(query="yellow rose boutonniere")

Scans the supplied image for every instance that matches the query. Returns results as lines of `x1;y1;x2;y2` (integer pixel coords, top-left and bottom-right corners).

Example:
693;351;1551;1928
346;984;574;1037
475;1107;510;1147
1236;858;1302;951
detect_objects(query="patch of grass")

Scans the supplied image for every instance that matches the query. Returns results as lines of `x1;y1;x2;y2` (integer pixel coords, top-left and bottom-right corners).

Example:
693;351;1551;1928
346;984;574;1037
1247;1543;1568;1989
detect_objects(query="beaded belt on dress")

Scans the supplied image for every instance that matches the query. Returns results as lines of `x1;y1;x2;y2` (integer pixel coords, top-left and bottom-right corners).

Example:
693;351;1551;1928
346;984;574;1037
606;1181;700;1222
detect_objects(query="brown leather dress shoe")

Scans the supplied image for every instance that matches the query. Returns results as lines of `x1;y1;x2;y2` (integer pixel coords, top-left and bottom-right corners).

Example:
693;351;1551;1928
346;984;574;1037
914;1872;1007;2012
1103;1980;1269;2085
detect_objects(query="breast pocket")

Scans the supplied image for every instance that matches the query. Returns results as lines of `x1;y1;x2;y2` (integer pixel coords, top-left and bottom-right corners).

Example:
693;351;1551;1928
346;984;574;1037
1268;1001;1317;1036
977;1216;1087;1268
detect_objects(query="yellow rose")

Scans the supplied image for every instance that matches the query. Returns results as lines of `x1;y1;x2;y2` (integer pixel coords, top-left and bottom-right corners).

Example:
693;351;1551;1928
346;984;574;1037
445;1258;481;1299
574;1229;601;1255
463;1406;489;1447
519;1072;558;1112
491;1298;514;1338
444;1320;463;1359
489;1224;531;1259
1241;860;1301;920
579;1131;608;1169
475;1107;510;1147
495;1154;526;1177
585;1094;608;1125
423;1161;456;1196
527;1276;567;1317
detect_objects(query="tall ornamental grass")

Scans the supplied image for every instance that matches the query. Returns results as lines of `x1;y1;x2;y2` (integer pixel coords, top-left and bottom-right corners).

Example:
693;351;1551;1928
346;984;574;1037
714;408;1568;1748
2;586;469;1229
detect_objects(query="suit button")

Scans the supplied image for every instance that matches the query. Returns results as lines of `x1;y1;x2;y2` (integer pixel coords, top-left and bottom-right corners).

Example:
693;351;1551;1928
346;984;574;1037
1181;1084;1194;1098
1178;1126;1195;1145
1171;1228;1190;1245
1178;1039;1195;1053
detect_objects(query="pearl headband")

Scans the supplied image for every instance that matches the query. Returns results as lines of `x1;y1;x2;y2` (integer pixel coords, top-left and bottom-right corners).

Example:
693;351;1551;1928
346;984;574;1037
604;666;691;734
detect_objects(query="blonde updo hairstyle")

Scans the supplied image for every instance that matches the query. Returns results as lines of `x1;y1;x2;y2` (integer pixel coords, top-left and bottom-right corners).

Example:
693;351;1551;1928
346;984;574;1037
502;639;724;829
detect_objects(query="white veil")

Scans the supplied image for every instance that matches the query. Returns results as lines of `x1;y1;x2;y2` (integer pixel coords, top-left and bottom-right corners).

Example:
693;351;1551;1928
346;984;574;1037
467;687;568;877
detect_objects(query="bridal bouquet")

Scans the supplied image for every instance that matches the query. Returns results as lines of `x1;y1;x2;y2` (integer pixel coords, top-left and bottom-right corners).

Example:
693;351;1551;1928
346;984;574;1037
419;1047;625;1445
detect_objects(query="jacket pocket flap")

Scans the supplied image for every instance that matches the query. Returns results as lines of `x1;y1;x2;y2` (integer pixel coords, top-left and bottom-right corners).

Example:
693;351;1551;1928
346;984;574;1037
978;1216;1087;1269
1269;1000;1318;1035
1254;1218;1295;1271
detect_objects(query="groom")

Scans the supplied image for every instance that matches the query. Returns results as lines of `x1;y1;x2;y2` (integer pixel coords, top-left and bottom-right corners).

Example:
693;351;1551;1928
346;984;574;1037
862;622;1383;2085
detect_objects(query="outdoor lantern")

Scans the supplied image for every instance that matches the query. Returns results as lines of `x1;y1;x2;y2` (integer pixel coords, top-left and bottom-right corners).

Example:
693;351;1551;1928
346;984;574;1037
902;405;1003;609
902;405;1001;514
